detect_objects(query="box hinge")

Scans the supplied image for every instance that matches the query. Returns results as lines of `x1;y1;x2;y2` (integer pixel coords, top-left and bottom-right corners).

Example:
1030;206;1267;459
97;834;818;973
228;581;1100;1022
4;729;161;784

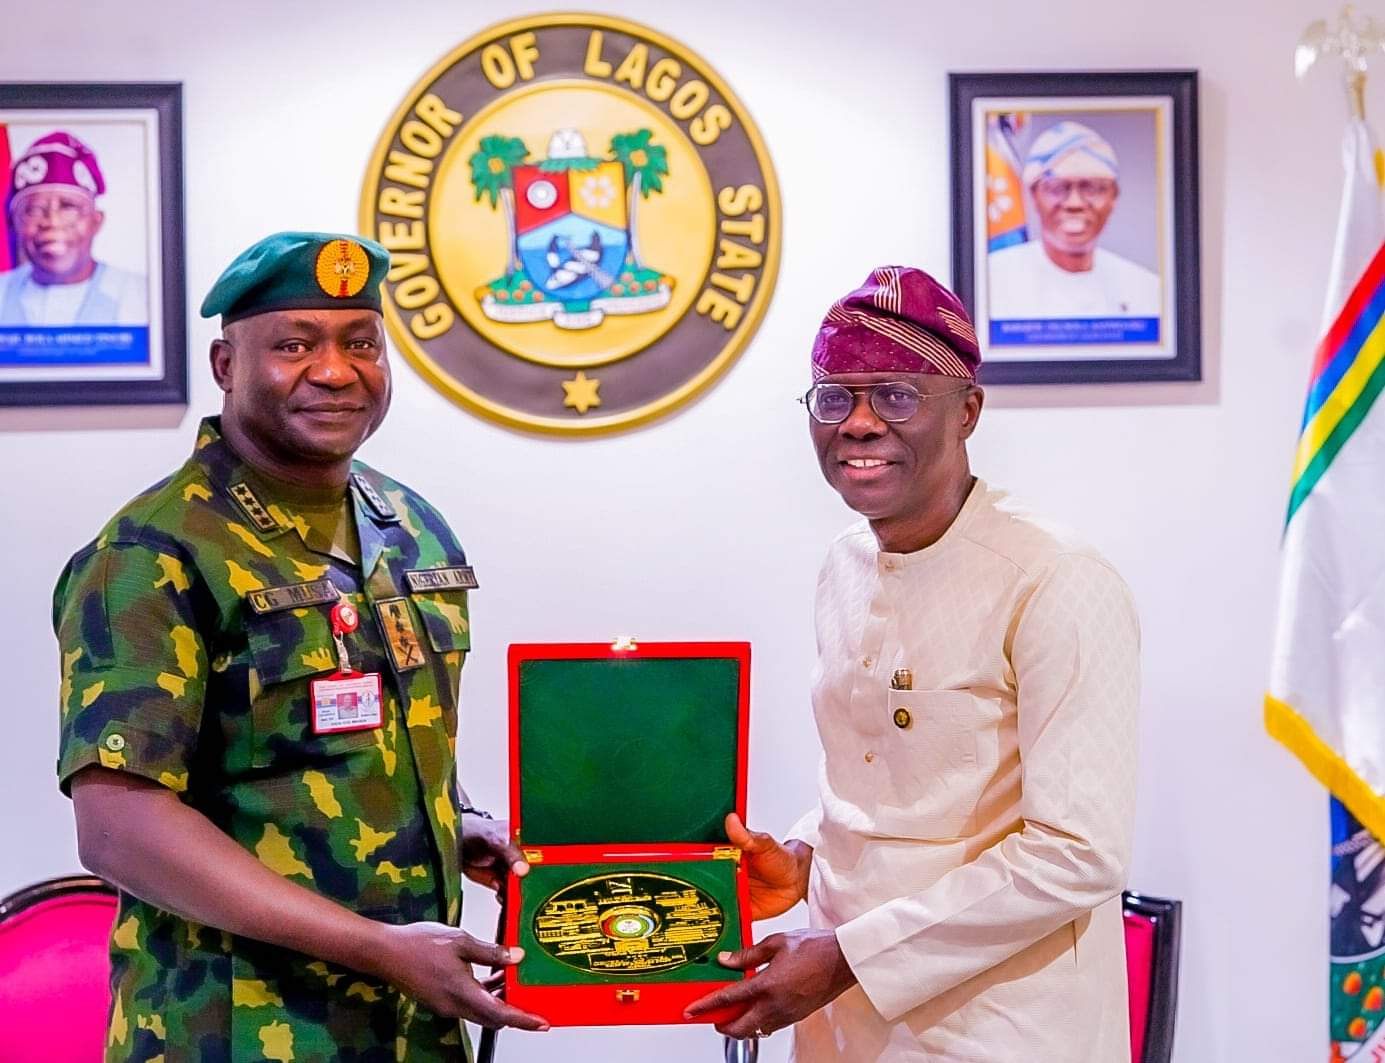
522;849;544;864
712;846;742;862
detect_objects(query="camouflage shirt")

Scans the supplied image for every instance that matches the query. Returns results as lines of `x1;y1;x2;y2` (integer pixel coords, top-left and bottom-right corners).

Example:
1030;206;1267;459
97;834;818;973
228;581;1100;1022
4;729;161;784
54;418;475;1062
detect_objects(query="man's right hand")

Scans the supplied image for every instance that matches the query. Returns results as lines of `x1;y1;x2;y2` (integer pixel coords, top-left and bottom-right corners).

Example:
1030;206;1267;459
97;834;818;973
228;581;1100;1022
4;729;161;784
725;813;813;920
370;922;550;1031
70;770;550;1032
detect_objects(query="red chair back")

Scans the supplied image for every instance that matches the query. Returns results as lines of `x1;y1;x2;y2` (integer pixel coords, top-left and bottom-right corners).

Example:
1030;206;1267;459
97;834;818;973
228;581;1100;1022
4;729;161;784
0;875;118;1063
1123;891;1182;1063
1125;907;1156;1059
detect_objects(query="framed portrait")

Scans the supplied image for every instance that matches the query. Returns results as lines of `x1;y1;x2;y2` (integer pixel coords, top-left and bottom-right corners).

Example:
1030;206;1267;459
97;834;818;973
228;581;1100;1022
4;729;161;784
949;70;1200;385
0;82;185;406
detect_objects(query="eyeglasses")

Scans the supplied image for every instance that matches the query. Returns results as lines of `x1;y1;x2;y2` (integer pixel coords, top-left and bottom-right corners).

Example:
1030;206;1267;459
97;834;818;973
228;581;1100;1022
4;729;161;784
799;381;971;424
12;195;92;226
1033;177;1116;203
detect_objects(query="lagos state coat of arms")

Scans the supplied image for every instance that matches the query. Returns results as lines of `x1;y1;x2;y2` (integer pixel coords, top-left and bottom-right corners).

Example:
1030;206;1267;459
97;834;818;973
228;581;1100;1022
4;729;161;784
361;14;781;434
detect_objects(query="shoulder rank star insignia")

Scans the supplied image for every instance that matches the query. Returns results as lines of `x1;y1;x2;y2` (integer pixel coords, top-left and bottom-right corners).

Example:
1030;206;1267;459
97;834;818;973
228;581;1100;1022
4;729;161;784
351;473;399;522
229;481;283;533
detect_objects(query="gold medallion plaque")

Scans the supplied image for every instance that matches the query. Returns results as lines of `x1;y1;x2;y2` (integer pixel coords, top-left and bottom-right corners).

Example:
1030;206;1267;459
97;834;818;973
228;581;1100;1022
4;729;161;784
361;13;781;434
533;871;725;975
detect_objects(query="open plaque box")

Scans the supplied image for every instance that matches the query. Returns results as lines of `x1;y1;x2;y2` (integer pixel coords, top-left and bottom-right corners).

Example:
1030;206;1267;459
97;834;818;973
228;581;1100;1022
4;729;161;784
504;641;752;1026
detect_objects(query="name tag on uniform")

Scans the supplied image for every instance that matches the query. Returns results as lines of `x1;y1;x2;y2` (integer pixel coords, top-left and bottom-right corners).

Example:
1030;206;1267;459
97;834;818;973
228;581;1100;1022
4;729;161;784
405;566;477;592
309;672;383;735
245;578;339;615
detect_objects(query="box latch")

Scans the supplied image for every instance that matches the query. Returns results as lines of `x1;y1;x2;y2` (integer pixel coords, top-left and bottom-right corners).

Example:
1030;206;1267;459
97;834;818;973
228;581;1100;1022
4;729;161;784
615;988;640;1003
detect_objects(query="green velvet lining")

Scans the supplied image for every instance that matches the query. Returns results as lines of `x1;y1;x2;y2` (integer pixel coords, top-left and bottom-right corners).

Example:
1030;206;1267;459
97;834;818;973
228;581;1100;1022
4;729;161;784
517;657;741;845
515;859;744;986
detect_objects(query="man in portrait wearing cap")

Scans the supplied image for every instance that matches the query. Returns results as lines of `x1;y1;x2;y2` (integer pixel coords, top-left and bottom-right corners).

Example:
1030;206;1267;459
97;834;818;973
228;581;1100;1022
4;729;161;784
688;267;1139;1060
0;131;146;326
988;120;1161;319
54;232;548;1058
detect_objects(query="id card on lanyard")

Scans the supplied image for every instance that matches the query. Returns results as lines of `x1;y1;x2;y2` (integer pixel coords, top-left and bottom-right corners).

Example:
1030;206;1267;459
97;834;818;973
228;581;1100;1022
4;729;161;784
310;601;384;735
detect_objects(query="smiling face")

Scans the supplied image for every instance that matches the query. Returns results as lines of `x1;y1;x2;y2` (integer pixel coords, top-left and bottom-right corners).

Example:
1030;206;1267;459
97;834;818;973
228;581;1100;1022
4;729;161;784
1031;176;1119;263
10;189;103;285
809;371;984;552
211;308;391;486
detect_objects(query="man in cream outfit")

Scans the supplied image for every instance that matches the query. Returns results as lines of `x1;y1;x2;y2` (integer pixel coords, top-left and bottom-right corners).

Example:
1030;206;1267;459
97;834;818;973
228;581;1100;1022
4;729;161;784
687;266;1139;1061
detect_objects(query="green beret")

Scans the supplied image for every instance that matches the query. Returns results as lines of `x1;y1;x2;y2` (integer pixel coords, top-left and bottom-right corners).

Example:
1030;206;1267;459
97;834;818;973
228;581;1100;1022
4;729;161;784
200;231;390;325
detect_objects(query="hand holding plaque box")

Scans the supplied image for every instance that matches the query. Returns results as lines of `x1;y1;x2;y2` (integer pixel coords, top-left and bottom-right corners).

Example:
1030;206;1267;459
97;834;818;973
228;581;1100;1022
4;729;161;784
503;641;753;1026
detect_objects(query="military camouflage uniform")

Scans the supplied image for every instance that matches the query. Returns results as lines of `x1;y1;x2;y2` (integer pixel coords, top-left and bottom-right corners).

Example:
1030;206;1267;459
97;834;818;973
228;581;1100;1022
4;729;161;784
55;417;474;1062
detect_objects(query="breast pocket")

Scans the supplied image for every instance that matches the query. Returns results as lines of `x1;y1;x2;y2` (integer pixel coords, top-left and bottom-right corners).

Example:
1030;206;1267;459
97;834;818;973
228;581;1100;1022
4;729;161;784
409;589;471;656
875;689;1000;840
244;604;377;768
408;589;469;715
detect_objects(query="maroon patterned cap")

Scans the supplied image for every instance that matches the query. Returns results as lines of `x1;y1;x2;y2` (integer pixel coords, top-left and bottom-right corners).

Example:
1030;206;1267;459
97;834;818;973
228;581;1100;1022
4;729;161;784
811;266;981;380
7;132;106;208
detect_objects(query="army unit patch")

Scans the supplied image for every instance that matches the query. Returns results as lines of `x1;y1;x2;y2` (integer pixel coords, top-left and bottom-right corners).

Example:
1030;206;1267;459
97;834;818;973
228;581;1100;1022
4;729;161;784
361;13;780;434
376;597;426;672
404;565;478;592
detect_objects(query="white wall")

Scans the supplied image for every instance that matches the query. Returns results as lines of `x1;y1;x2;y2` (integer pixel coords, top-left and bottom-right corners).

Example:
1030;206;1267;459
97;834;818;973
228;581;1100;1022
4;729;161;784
0;1;1353;1059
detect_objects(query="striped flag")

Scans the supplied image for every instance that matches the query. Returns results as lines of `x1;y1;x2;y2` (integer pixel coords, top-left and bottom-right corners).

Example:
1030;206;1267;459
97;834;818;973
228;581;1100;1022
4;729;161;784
1265;114;1385;1061
984;113;1028;252
0;124;12;272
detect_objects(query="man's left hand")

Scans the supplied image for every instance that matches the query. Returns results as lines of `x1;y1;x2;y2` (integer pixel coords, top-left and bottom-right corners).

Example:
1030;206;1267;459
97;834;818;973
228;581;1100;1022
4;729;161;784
682;929;857;1039
460;815;528;894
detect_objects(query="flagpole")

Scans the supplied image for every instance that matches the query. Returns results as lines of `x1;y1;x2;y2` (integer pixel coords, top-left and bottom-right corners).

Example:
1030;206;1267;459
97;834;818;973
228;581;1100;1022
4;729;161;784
1286;11;1385;1062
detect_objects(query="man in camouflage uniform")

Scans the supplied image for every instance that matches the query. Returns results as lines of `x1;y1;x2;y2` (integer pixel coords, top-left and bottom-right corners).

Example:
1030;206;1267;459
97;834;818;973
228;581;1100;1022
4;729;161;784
55;232;548;1060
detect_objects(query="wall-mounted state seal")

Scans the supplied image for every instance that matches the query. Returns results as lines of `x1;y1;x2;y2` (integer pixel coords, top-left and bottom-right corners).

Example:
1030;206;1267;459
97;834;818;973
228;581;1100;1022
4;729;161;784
361;13;781;435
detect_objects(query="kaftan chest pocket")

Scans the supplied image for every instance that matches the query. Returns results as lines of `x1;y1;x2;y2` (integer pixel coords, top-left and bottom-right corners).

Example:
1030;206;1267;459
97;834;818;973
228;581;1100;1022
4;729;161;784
245;605;376;767
875;689;999;840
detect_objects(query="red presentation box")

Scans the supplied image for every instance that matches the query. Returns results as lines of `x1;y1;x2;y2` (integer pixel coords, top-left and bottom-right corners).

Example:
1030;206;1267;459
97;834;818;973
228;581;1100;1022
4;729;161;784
503;640;753;1026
